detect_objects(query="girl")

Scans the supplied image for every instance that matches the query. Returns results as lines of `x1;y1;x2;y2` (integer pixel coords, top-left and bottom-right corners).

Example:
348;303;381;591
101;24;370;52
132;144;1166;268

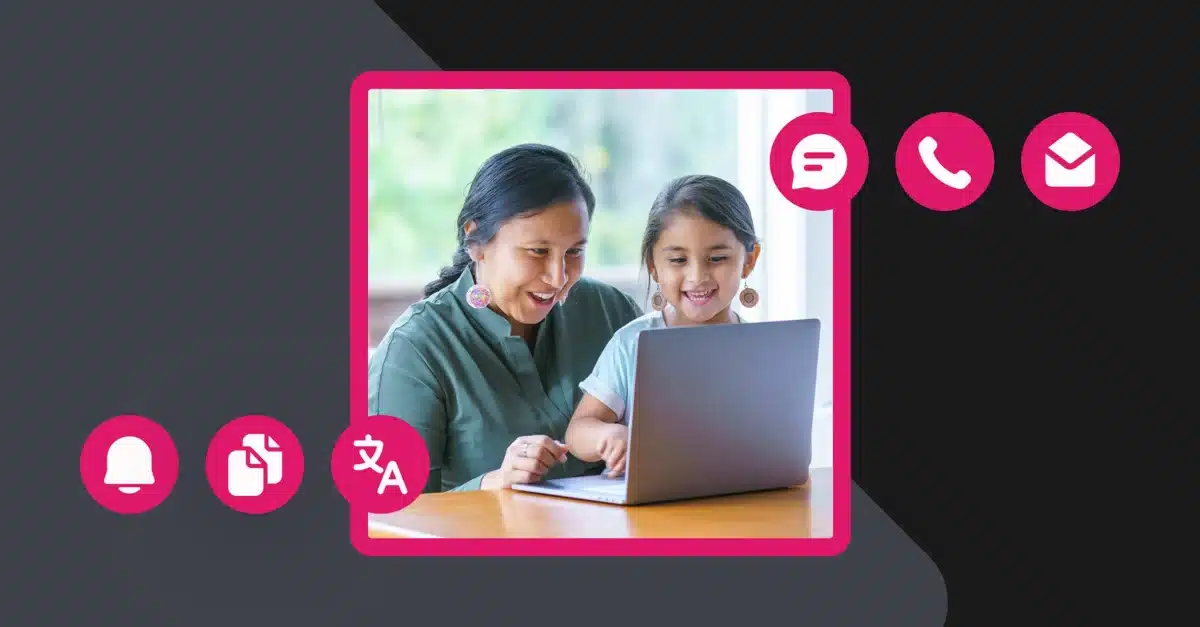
563;174;761;477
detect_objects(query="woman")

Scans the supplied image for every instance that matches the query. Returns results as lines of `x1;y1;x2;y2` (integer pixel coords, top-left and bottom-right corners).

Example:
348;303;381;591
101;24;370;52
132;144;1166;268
367;143;643;492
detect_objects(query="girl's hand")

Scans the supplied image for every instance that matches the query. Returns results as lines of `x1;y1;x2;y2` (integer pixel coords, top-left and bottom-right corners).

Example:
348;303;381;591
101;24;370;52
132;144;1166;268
596;423;629;477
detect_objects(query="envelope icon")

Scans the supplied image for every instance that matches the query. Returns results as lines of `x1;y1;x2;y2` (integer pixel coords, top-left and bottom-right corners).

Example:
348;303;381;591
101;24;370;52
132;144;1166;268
1045;132;1095;188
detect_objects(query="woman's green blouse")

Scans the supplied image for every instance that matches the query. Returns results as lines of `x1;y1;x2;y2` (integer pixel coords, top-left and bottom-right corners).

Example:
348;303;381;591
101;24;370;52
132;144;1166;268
367;269;643;492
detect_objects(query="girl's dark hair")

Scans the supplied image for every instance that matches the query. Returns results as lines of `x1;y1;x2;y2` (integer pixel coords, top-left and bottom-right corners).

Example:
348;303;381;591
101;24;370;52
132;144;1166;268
423;144;596;298
640;174;758;270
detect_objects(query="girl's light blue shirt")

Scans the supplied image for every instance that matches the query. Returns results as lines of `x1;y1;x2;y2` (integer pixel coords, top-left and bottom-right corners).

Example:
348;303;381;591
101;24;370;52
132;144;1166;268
578;310;743;423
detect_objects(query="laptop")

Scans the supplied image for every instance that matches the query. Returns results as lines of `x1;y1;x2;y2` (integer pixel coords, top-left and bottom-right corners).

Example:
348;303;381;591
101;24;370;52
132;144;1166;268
512;318;820;505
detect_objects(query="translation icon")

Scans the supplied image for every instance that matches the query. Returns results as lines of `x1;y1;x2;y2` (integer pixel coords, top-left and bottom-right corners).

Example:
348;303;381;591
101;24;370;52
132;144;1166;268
353;434;410;495
332;415;431;515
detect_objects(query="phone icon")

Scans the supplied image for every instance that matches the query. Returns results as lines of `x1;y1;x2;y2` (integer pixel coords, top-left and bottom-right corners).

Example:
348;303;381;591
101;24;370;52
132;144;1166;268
918;136;971;190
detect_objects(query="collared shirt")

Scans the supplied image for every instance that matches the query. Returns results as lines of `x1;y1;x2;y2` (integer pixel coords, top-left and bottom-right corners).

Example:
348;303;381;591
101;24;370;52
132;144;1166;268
368;268;643;492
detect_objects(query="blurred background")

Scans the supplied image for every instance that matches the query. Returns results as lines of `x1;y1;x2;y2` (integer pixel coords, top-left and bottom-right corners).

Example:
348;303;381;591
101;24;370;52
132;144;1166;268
367;88;834;468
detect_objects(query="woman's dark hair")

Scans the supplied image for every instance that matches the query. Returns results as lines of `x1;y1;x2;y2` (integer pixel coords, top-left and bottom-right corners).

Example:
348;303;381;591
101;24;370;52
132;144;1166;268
423;144;596;298
640;174;758;271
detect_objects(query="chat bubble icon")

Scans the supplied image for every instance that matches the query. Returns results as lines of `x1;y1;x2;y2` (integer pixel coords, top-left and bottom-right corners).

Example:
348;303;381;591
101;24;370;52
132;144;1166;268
791;134;848;190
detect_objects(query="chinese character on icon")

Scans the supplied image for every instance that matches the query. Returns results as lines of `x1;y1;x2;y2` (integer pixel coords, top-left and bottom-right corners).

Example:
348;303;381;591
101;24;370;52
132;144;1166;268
353;434;409;495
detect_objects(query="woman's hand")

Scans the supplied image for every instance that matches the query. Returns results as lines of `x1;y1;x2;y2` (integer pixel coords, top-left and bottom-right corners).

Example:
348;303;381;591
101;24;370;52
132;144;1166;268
482;435;568;490
595;423;629;477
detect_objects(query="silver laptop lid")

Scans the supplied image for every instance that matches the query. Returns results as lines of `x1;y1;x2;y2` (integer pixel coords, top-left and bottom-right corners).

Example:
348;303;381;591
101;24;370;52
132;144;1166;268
625;318;820;503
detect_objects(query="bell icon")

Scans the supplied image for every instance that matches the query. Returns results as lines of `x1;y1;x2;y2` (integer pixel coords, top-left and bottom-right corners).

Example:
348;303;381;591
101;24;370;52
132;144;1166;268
104;436;155;494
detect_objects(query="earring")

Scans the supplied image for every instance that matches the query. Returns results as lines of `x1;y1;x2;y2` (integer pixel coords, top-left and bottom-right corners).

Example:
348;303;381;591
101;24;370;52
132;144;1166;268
649;285;666;311
738;282;759;308
466;284;491;309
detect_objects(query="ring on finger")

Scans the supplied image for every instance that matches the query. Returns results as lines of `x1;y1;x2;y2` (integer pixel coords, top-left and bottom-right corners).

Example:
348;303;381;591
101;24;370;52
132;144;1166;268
520;442;530;458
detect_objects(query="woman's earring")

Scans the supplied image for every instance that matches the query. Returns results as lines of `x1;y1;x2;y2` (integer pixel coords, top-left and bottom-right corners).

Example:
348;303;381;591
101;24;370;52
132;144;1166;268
739;282;759;308
649;285;666;311
466;284;492;309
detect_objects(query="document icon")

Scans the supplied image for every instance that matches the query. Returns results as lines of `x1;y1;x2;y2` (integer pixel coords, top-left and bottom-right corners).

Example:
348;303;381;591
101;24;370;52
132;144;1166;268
205;415;303;514
242;434;283;485
1044;132;1095;188
227;434;284;497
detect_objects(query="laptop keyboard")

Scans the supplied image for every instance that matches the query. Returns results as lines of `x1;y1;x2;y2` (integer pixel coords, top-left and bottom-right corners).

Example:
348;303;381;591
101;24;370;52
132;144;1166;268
588;483;627;494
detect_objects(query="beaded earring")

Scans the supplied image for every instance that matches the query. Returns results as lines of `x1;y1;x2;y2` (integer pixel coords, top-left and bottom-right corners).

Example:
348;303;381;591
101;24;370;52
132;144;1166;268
649;285;666;311
464;250;492;309
465;284;491;309
648;288;667;309
738;282;759;308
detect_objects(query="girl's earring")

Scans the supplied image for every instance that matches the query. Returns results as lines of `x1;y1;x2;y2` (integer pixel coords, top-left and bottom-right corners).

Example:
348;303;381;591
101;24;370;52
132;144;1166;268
466;284;491;309
738;282;759;308
649;285;666;311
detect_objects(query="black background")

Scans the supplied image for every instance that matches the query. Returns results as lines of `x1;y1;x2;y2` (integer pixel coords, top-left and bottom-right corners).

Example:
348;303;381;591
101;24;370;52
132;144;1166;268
376;1;1166;624
1;0;1172;625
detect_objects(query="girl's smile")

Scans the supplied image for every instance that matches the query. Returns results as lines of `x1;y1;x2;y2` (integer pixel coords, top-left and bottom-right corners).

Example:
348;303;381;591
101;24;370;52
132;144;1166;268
651;211;748;325
682;287;717;306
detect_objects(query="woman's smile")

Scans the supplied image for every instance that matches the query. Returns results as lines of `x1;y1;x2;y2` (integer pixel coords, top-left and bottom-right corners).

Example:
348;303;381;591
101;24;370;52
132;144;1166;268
528;290;558;309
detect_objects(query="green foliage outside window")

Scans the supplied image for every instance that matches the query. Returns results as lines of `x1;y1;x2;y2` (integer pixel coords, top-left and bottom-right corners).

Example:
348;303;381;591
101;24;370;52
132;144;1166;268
368;89;738;283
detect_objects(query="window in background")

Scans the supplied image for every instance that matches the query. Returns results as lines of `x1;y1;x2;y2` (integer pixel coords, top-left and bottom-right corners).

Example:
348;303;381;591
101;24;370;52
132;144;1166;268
368;89;739;304
732;89;834;468
367;88;834;468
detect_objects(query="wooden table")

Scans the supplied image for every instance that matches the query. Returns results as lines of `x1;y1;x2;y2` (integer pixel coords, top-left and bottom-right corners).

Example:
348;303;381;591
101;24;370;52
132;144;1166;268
368;467;832;539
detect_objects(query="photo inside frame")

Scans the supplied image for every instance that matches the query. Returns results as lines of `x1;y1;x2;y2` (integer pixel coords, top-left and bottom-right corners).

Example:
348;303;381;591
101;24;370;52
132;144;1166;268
365;88;834;470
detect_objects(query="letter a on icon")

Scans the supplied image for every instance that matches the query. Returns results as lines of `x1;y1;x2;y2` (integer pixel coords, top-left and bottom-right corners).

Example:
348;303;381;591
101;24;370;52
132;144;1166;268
377;460;408;495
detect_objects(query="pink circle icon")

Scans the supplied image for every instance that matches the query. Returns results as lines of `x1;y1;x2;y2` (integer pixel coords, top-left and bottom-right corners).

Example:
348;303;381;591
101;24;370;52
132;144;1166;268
205;415;305;515
80;415;179;514
769;112;869;212
1021;112;1119;212
895;112;994;211
331;415;431;514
